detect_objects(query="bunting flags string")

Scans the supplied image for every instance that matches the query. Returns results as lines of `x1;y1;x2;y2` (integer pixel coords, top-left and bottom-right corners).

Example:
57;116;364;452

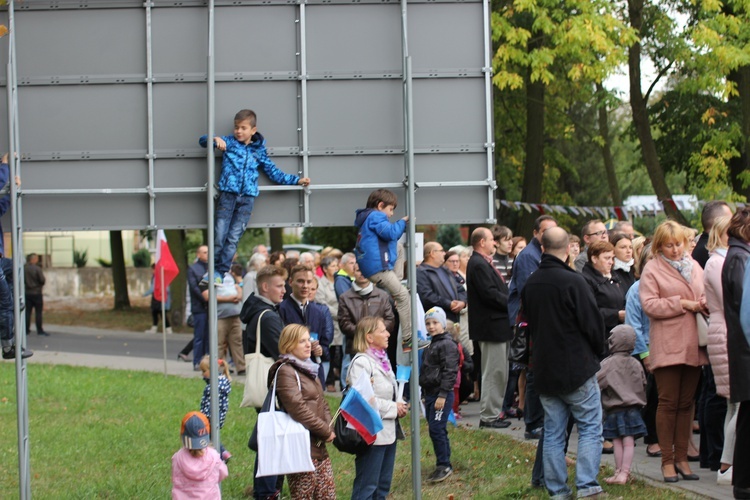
495;199;747;220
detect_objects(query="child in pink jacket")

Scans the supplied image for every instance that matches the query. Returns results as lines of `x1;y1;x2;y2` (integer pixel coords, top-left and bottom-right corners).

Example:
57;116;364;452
172;411;228;499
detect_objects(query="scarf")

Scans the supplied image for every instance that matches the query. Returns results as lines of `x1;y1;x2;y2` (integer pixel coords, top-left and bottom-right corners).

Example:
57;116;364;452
279;353;320;379
352;282;374;296
366;347;392;372
613;258;634;273
661;253;693;283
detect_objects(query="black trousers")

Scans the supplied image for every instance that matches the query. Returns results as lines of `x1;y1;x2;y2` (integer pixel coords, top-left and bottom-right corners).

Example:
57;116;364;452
25;293;44;334
640;358;659;445
525;369;545;432
734;401;750;489
699;366;726;470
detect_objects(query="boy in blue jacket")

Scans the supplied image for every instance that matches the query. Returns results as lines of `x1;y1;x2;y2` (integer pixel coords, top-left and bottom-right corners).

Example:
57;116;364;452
200;109;310;284
354;189;423;351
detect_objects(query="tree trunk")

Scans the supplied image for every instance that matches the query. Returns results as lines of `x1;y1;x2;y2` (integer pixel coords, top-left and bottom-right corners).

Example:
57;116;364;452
518;64;546;239
728;67;750;199
270;227;284;253
596;83;622;207
627;0;687;225
110;230;130;310
165;229;187;326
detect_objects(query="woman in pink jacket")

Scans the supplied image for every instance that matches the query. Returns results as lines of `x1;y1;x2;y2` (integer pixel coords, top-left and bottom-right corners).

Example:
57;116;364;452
703;215;735;484
640;220;708;483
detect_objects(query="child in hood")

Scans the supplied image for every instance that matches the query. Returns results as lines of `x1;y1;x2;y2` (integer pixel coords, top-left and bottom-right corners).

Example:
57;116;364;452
597;325;647;485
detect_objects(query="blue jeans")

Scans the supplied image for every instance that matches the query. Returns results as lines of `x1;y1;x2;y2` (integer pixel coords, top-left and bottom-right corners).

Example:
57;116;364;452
0;259;13;348
540;376;603;499
192;312;208;367
214;192;255;275
424;392;454;468
351;442;397;500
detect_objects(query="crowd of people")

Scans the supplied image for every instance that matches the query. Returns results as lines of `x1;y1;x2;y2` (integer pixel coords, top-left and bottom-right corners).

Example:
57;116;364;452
170;190;750;500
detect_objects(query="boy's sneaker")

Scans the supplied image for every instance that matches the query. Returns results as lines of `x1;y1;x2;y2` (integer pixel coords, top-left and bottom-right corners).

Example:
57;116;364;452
402;338;431;353
427;466;453;483
2;346;33;360
221;450;232;463
199;271;223;287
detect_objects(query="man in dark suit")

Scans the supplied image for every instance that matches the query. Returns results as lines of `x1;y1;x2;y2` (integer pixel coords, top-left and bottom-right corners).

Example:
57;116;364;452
467;227;512;429
417;241;466;324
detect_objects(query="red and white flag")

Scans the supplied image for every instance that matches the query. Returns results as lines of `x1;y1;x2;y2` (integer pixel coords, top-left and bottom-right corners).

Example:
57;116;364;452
154;230;179;303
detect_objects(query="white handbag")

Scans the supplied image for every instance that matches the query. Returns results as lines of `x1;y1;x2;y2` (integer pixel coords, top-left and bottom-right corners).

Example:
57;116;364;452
696;312;709;347
256;366;315;477
240;310;275;408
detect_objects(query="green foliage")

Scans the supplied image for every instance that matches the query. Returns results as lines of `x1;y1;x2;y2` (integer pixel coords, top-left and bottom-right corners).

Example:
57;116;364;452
131;248;152;268
436;225;464;250
302;226;359;252
72;249;88;268
95;257;111;268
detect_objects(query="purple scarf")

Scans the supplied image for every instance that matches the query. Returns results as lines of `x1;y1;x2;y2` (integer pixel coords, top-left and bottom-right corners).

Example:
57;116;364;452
366;347;391;372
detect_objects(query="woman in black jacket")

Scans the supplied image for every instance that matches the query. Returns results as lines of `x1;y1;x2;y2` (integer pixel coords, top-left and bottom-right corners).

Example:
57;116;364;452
611;233;636;294
581;240;626;342
721;207;750;499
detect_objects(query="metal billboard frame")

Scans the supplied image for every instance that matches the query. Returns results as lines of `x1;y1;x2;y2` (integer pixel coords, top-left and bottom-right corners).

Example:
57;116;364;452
3;0;496;497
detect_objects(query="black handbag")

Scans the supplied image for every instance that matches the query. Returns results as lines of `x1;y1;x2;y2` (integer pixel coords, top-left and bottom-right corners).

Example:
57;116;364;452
507;320;530;365
332;388;372;455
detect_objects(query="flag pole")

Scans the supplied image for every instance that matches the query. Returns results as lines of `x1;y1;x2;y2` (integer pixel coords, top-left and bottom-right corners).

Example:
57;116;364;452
161;265;167;376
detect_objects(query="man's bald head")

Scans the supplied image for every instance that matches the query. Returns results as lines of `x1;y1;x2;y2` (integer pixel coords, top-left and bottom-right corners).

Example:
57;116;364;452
542;227;570;262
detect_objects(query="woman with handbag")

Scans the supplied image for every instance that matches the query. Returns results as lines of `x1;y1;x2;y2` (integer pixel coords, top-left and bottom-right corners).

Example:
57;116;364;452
268;324;336;499
703;215;735;483
348;316;408;500
640;220;708;483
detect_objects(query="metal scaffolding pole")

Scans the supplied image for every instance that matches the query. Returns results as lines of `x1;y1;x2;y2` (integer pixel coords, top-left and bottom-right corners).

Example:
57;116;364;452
7;1;31;498
400;0;421;497
206;0;220;451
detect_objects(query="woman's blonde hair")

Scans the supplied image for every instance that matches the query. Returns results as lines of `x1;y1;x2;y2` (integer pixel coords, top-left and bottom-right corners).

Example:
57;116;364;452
651;220;687;256
278;324;310;355
198;355;232;381
706;215;731;253
352;316;383;354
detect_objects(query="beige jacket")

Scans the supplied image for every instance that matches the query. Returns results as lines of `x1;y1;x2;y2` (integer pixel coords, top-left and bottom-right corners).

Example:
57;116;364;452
347;352;399;446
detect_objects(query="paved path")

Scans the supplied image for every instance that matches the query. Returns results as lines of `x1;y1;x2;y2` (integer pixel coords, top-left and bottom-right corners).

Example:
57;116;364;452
21;324;732;499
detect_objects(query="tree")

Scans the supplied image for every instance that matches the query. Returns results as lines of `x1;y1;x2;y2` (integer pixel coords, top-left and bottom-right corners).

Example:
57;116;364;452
302;226;358;252
165;229;187;326
436;225;464;250
626;0;688;225
110;231;130;310
492;0;635;236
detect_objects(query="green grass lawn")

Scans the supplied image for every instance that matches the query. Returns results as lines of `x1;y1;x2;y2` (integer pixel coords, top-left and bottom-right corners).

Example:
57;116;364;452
0;364;687;499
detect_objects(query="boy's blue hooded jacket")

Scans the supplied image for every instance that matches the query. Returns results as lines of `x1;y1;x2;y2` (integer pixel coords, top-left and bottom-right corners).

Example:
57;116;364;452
199;132;299;196
354;208;406;278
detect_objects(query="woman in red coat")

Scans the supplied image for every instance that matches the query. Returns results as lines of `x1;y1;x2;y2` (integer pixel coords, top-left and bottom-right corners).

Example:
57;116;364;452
640;221;708;483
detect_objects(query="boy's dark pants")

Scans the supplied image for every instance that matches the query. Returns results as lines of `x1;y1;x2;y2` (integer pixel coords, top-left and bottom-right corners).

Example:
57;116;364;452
425;392;453;468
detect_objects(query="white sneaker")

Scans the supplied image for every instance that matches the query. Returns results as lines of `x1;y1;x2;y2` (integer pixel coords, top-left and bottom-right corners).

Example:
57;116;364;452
145;326;157;333
717;466;733;485
166;327;173;334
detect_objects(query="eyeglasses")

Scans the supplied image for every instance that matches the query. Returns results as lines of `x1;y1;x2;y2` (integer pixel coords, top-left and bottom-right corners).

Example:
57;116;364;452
587;230;607;237
446;259;459;264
